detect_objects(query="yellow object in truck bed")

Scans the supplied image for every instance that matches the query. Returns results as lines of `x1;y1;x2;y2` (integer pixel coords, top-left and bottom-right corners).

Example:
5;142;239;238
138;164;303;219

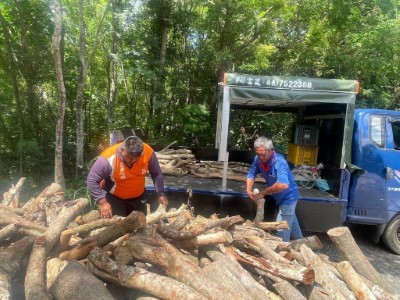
287;143;319;165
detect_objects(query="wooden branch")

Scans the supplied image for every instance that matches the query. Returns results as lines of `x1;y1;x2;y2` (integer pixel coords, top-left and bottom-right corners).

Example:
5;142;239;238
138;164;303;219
0;270;11;300
59;210;146;261
88;248;207;300
327;227;386;288
0;210;47;232
0;236;35;275
0;204;23;215
2;177;25;206
146;203;188;224
158;140;178;152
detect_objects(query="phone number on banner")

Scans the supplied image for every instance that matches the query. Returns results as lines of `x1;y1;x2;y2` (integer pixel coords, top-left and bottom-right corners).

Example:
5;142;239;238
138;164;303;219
265;80;313;89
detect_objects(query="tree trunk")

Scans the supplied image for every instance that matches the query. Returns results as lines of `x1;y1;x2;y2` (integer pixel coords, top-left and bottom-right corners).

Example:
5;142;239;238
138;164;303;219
76;0;111;178
51;0;67;187
0;11;25;176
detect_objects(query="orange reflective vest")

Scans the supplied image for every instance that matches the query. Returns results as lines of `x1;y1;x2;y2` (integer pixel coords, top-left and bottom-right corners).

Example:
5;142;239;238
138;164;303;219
100;142;153;199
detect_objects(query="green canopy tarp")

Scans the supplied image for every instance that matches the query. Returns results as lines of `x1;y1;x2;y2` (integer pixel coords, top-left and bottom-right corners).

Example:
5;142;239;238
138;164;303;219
216;73;359;169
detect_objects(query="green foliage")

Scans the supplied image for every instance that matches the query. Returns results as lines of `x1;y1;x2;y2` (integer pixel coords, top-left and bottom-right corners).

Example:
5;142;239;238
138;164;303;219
1;0;400;191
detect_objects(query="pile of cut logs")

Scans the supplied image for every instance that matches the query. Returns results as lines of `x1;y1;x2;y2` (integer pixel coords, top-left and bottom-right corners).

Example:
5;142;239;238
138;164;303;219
156;144;255;181
0;178;396;300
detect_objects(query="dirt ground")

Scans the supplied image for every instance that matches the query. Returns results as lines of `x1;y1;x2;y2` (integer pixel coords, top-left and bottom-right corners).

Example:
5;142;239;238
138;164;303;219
310;223;400;297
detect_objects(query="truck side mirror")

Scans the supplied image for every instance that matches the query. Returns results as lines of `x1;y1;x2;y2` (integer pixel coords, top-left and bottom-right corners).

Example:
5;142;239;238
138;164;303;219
385;167;394;179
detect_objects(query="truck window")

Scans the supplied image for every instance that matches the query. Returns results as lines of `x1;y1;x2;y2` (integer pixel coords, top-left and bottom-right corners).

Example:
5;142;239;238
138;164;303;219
392;122;400;150
370;115;384;148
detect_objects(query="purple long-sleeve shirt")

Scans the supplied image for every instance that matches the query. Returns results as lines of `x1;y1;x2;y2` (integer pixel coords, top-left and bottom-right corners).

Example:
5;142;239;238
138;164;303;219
87;147;165;202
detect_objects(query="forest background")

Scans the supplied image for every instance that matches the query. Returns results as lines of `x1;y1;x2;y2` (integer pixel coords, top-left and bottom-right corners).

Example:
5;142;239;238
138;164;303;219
0;0;399;198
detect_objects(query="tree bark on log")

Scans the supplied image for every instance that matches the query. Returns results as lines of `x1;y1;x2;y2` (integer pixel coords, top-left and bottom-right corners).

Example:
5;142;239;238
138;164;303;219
336;261;376;300
245;235;291;264
299;244;355;300
327;227;386;289
202;259;254;300
158;215;244;240
244;220;289;231
24;236;50;300
146;203;188;224
59;210;146;261
125;226;241;300
60;217;121;251
227;246;315;285
49;261;114;300
289;235;323;251
273;281;307;300
88;248;208;300
200;245;276;300
0;236;35;274
171;230;233;249
22;183;65;226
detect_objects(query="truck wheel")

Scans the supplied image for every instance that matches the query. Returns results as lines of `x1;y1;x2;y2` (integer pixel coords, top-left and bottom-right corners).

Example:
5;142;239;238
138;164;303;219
382;215;400;255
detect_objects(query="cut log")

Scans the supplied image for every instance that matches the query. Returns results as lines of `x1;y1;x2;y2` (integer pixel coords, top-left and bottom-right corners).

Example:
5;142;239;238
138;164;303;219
24;236;50;300
336;261;376;300
299;244;355;300
227;246;315;285
0;209;48;232
200;245;276;300
244;220;289;231
59;217;121;251
202;259;253;300
125;226;241;300
158;215;244;240
0;236;35;274
88;247;208;300
245;235;291;264
171;230;233;249
327;226;386;289
289;235;323;251
59;210;146;261
254;198;265;223
70;209;101;227
273;281;307;300
49;261;114;300
46;258;68;289
22;182;65;226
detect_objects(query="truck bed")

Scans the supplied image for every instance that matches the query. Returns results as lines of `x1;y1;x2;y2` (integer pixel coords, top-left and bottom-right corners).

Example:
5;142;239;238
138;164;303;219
146;174;338;201
146;174;345;232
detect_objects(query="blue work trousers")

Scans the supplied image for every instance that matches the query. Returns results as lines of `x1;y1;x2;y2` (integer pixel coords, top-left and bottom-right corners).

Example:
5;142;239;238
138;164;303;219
276;202;303;242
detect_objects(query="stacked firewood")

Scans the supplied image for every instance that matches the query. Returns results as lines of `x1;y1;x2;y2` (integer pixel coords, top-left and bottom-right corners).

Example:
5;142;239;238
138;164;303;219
156;144;255;181
0;180;396;300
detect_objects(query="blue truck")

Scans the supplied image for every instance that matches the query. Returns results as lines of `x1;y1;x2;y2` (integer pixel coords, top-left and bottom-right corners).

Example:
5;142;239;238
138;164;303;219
147;73;400;255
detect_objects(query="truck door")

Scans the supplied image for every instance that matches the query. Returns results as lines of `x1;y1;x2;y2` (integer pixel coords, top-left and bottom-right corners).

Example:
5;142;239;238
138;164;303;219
385;117;400;210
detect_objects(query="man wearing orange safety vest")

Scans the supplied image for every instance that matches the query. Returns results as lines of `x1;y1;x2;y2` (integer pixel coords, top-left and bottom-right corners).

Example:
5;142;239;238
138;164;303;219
87;136;169;218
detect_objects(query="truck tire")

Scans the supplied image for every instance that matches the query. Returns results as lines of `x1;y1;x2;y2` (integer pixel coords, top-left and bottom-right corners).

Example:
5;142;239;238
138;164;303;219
382;215;400;255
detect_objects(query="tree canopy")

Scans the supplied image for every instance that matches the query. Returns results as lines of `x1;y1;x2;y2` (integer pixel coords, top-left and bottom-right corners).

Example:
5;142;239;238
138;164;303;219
0;0;399;192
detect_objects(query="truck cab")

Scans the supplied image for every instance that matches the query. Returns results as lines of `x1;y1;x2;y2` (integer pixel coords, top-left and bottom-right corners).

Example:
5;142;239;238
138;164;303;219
347;109;400;253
